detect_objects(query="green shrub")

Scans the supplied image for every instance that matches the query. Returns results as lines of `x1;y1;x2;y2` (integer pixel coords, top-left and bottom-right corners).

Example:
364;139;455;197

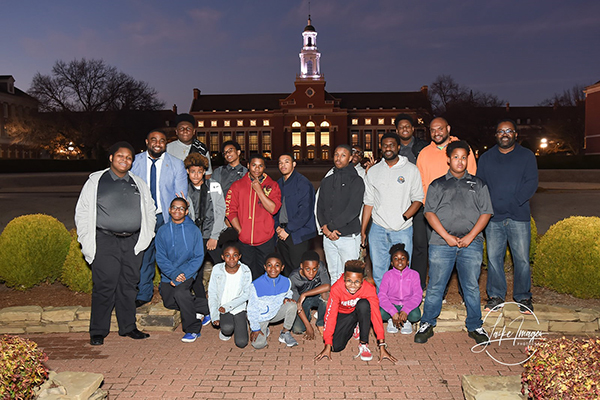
533;216;600;298
0;214;71;290
522;337;600;399
61;229;93;293
0;335;49;399
483;216;538;268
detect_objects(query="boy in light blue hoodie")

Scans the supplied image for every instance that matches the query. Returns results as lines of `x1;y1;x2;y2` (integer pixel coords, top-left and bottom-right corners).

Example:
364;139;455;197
247;253;298;349
156;198;208;343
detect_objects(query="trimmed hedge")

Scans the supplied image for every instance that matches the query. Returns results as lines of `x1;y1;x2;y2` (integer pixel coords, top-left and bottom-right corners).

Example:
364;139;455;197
0;214;70;290
533;216;600;298
61;229;93;293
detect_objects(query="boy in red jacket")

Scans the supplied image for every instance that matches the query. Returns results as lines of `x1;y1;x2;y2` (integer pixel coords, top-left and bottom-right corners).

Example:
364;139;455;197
315;260;397;363
226;154;281;279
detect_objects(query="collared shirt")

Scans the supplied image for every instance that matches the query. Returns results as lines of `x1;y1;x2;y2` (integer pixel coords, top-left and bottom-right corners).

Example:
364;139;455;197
212;163;248;195
96;170;142;233
144;154;164;214
363;156;423;231
424;171;493;246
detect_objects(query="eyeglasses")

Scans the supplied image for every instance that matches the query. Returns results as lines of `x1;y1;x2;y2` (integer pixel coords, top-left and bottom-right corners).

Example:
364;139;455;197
496;128;516;135
223;148;236;155
177;126;194;133
170;206;187;212
351;149;363;155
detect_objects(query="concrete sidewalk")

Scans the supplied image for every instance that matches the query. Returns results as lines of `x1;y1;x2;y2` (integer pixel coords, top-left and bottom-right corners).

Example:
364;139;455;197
27;327;525;399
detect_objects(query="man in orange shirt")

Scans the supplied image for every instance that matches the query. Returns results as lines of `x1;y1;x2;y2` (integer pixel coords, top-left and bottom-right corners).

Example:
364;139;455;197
416;117;477;201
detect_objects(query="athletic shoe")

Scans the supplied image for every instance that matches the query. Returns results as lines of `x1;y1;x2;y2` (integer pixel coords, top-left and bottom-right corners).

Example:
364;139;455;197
518;298;534;314
278;331;298;347
387;321;399;334
400;321;413;335
201;314;211;326
355;343;373;361
468;327;490;344
219;331;232;341
352;324;360;340
484;297;505;312
414;322;434;344
181;332;200;343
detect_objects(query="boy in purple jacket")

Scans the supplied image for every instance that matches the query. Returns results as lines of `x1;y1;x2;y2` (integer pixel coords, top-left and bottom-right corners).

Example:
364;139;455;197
378;243;423;335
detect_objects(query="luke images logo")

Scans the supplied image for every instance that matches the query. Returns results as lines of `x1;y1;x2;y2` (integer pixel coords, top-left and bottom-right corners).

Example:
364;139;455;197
471;301;546;366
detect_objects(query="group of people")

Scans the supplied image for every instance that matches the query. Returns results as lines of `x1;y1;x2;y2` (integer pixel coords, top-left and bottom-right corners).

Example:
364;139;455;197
75;111;538;363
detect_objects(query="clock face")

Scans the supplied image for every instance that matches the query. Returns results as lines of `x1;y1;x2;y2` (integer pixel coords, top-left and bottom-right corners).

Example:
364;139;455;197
305;88;315;98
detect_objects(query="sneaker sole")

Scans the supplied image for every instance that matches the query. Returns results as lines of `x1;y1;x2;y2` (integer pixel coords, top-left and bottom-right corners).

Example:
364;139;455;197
278;337;298;347
360;355;373;361
414;329;434;343
181;337;198;343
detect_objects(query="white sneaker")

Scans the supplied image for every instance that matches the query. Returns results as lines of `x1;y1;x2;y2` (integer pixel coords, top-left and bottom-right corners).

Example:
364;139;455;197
355;343;373;361
196;313;204;320
386;321;399;334
219;331;232;341
400;321;412;335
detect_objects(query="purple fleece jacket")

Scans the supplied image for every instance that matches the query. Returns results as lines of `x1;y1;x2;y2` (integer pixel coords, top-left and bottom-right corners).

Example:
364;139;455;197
378;267;423;316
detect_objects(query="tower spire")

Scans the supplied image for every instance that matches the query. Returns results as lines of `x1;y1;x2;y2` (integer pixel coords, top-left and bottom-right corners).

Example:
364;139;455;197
299;15;321;79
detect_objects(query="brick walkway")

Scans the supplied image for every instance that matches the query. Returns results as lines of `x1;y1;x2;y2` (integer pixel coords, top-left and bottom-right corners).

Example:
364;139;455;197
27;326;524;399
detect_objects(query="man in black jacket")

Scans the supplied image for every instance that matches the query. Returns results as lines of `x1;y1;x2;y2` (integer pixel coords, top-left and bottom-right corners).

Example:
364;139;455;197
316;144;365;284
395;114;429;289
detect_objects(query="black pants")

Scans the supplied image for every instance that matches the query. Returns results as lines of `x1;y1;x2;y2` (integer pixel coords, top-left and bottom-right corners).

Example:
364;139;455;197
332;299;371;352
277;236;310;277
160;278;209;334
412;207;429;290
238;236;276;280
220;311;249;348
90;231;141;337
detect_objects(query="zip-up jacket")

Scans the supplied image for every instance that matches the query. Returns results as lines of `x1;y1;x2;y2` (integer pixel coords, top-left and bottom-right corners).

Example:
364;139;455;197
378;267;423;317
323;278;385;345
316;164;364;236
274;170;317;245
187;179;226;240
226;173;281;246
247;273;293;332
208;262;253;322
155;218;204;285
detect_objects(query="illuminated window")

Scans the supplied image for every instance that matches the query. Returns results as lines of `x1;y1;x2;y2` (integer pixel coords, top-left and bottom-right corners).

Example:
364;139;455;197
306;121;315;146
321;149;329;159
352;119;358;125
293;149;301;160
306;121;315;127
351;130;359;146
236;132;245;153
250;120;257;126
262;131;271;151
249;131;258;151
292;122;302;148
224;120;230;127
211;120;218;127
378;118;385;125
198;121;204;128
320;121;330;147
365;118;371;125
223;132;232;142
365;130;372;150
263;119;270;126
391;118;395;126
210;132;219;152
237;120;244;127
417;118;424;125
292;121;301;128
307;149;315;159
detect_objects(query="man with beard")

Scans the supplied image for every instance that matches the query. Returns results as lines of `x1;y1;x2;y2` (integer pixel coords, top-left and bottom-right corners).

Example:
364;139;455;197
477;120;538;315
361;133;424;288
131;129;188;307
317;145;364;284
417;117;477;200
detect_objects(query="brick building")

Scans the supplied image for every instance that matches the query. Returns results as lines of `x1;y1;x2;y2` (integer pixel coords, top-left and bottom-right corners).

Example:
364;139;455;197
0;75;39;159
584;80;600;155
189;17;431;161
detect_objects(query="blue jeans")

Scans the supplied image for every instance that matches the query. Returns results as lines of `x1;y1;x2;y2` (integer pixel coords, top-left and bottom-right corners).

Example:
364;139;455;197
421;239;483;331
369;223;413;288
137;213;164;302
323;234;361;284
485;219;532;302
292;295;326;333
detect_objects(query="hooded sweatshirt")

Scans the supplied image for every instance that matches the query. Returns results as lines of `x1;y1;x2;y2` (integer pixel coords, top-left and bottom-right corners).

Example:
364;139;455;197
226;173;281;246
155;218;204;284
378;266;423;317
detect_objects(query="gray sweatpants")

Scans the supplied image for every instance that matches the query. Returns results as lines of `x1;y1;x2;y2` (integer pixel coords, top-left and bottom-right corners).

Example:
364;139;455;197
252;301;297;349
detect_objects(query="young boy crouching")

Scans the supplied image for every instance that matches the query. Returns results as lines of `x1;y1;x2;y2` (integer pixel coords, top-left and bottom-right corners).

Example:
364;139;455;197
248;253;298;349
316;260;397;363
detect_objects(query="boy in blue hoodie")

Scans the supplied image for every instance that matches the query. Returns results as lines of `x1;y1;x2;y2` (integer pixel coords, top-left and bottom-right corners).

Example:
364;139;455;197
156;198;208;343
248;253;298;349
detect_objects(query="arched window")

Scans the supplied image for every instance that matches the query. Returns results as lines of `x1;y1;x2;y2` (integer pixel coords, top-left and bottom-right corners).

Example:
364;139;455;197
320;121;330;159
292;121;302;158
306;121;316;160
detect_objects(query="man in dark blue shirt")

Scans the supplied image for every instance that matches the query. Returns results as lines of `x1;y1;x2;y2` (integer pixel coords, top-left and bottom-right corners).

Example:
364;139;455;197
477;119;538;315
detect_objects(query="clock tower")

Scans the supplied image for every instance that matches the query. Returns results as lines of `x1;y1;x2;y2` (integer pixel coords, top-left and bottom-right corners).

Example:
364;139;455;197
298;16;322;79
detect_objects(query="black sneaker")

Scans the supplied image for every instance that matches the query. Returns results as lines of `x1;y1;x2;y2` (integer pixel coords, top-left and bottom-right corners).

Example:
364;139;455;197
414;322;434;344
518;298;534;314
484;297;505;312
468;327;489;344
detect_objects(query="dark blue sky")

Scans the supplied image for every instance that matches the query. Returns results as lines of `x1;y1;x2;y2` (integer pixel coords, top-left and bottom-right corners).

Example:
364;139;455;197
3;1;599;111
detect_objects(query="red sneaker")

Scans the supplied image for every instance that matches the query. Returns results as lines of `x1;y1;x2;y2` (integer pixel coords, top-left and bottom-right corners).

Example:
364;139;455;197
352;324;360;340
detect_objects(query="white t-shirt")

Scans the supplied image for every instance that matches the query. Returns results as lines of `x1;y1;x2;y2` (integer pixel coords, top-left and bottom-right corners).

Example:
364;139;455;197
221;268;244;315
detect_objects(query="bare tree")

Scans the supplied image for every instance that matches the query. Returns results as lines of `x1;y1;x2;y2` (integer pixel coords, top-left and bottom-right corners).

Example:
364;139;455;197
26;58;165;157
539;84;587;107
